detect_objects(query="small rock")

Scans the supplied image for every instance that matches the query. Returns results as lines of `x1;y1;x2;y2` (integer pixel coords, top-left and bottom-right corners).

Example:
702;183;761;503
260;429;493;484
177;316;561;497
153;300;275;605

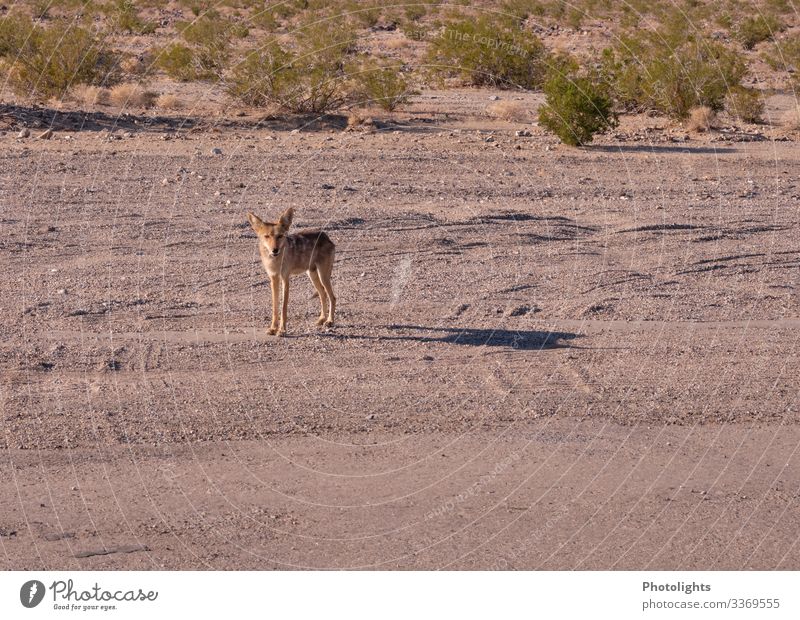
321;183;335;190
488;95;500;101
57;289;67;295
515;129;532;137
211;147;223;155
17;128;30;138
161;178;169;186
485;136;495;143
420;355;434;361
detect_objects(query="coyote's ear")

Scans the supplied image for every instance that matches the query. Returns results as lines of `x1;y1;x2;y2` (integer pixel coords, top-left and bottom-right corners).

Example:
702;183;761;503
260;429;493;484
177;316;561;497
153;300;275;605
247;212;266;233
278;207;294;231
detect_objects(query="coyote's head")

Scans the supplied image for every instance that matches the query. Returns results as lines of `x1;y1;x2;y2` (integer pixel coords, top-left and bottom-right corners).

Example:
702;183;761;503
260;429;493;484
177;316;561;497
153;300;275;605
247;208;294;257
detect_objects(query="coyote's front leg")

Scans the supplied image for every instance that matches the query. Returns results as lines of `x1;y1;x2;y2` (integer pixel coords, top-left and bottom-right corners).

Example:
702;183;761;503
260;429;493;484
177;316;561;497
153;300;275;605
277;276;289;336
268;274;280;335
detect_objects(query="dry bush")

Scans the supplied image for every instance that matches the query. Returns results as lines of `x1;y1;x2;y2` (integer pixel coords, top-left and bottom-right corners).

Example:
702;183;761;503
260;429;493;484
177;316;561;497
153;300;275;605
156;94;184;110
121;54;151;77
687;105;716;132
725;87;763;124
71;84;110;106
109;83;158;109
347;110;366;127
486;100;528;122
385;37;412;51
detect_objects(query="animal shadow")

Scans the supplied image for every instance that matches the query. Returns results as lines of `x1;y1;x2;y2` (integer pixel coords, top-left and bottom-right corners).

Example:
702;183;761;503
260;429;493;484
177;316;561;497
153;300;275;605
322;324;579;350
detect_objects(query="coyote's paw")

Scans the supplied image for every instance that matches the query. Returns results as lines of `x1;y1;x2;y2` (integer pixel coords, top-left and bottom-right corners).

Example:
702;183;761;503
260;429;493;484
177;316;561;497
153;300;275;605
267;326;278;335
316;316;327;326
324;320;335;328
276;329;286;337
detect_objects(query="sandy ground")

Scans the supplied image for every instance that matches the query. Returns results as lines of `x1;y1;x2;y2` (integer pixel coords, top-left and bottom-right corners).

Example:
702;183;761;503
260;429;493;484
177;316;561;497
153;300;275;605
1;90;799;569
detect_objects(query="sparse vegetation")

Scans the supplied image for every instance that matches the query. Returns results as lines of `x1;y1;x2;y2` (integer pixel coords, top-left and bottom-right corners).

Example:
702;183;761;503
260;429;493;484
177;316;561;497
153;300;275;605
0;0;795;127
227;19;359;113
735;14;785;50
426;16;549;89
1;17;120;101
725;87;764;123
601;17;747;119
170;11;247;80
103;0;158;35
227;42;350;113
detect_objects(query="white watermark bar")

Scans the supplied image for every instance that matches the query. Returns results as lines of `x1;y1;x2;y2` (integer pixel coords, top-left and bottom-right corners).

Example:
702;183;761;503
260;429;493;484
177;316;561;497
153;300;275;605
1;571;796;618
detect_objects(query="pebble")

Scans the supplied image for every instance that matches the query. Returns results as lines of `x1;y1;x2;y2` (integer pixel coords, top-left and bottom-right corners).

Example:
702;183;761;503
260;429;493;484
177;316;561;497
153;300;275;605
211;147;223;155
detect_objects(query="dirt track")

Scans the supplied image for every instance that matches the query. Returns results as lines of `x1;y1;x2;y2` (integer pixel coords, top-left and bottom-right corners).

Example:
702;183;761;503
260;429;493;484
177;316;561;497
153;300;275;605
1;92;799;568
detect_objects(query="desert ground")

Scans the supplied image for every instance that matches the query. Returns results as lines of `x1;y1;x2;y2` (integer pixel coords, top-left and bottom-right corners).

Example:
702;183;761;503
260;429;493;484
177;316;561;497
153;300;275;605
1;88;800;569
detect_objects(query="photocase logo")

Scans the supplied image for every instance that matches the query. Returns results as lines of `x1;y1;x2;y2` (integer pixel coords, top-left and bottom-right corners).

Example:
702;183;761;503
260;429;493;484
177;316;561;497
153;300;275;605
20;580;45;608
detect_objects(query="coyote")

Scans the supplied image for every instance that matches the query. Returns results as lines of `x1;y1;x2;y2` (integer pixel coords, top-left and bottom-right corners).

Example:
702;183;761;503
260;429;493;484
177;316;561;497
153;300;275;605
247;208;336;336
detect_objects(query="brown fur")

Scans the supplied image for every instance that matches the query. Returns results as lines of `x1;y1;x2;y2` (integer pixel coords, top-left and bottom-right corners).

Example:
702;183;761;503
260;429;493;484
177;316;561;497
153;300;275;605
247;208;336;336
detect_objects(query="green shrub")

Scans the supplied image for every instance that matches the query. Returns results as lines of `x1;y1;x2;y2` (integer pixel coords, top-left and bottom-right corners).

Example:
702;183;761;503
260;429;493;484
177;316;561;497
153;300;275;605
0;13;31;58
227;42;350;113
725;87;764;123
601;20;747;119
735;14;785;50
343;0;382;28
103;0;158;35
404;4;427;22
426;16;548;89
354;62;412;111
175;12;244;78
296;18;359;62
154;43;198;81
2;18;119;101
500;0;547;21
538;68;617;146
